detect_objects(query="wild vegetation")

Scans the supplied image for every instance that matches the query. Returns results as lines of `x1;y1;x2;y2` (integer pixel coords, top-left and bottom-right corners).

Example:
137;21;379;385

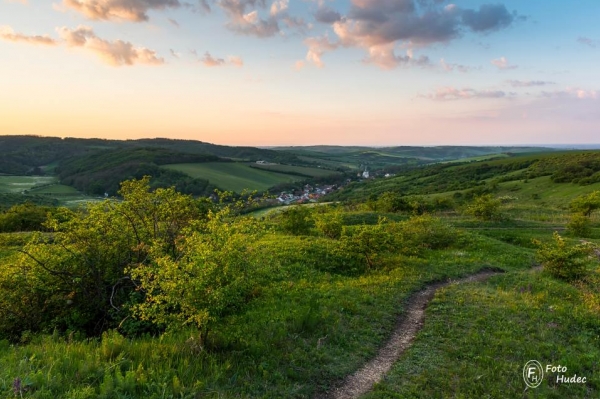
0;147;599;398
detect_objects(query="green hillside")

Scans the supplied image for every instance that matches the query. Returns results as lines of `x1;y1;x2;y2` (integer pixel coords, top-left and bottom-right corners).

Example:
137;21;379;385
163;162;303;192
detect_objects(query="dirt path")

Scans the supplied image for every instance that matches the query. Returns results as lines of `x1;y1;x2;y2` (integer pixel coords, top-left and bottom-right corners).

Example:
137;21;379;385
315;269;503;399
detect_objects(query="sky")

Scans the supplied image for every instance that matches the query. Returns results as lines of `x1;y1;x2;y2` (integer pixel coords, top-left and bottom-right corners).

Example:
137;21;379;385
0;0;599;146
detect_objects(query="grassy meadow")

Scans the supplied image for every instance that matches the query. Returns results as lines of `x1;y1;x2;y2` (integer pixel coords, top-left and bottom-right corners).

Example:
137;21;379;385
0;176;56;193
163;162;303;192
249;163;341;178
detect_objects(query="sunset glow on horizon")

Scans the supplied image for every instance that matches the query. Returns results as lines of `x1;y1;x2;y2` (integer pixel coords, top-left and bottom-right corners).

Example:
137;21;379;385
1;0;599;146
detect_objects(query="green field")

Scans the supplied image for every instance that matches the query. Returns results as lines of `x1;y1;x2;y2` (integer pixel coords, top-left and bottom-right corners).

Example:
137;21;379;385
250;163;341;178
0;176;56;193
28;184;81;195
163;162;303;192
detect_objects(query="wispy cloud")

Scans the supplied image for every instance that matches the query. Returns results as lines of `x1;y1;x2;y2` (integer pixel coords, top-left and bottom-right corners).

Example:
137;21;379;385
62;0;180;22
364;45;430;70
57;25;164;66
541;87;598;100
577;36;598;48
0;25;57;45
506;80;555;87
168;18;180;28
440;58;472;73
199;51;244;67
421;86;512;101
491;56;518;70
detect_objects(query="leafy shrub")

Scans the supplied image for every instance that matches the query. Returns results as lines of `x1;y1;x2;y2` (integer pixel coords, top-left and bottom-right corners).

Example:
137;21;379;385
533;232;595;280
278;206;313;235
259;235;363;275
465;194;503;221
129;209;265;339
570;191;600;217
341;220;394;270
389;215;457;256
313;207;343;239
0;177;202;340
567;213;592;237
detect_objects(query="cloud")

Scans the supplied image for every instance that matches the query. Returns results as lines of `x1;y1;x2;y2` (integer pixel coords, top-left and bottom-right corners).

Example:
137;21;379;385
303;35;338;67
421;86;510;101
541;87;598;100
314;6;341;23
169;48;181;58
491;56;517;70
365;44;430;69
269;0;287;16
218;0;307;37
228;55;244;66
199;51;244;67
6;0;28;4
201;51;226;66
57;25;164;66
440;58;472;72
577;36;598;48
461;4;515;32
0;26;58;45
168;18;180;27
506;80;555;87
328;1;521;69
62;0;180;22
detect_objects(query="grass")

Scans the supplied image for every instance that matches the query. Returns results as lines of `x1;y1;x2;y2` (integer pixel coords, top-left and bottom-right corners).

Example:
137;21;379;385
163;162;302;192
250;163;341;178
28;184;81;195
365;268;600;398
0;229;536;398
0;176;56;193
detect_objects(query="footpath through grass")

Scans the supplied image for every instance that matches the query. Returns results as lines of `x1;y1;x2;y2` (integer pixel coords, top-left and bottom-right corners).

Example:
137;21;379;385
365;268;600;398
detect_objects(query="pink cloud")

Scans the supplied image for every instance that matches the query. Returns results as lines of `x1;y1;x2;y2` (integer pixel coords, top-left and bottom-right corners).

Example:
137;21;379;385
0;25;57;45
57;25;164;66
491;56;518;70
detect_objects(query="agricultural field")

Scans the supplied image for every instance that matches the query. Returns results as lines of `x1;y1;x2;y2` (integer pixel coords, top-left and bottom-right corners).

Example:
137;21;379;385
250;163;342;178
0;176;56;193
163;162;303;192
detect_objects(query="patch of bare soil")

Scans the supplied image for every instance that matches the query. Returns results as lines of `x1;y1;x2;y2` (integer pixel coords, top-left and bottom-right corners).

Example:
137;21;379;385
315;269;503;399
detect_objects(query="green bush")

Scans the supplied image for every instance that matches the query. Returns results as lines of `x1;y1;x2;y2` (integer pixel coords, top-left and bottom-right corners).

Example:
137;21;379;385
533;232;595;280
313;207;343;239
464;194;503;221
566;213;592;237
278;206;313;235
341;220;394;270
389;215;458;256
570;191;600;217
259;235;363;275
